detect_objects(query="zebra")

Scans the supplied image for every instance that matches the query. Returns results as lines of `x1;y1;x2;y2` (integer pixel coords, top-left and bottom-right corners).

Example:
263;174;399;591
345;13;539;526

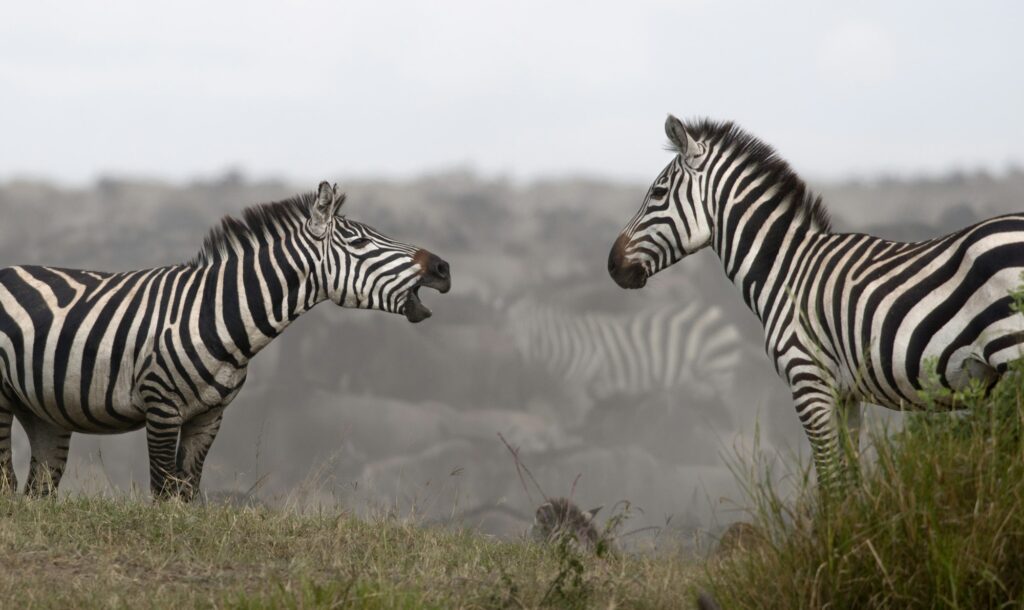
0;181;451;499
507;299;744;406
608;115;1024;491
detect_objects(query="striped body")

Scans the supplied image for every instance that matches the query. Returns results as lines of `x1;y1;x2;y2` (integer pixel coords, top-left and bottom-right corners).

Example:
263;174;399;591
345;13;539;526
609;116;1024;490
0;263;284;435
508;300;742;402
770;221;1024;406
0;182;450;497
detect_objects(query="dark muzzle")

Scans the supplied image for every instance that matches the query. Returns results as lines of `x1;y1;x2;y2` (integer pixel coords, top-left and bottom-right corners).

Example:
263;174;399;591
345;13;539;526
607;234;647;289
404;250;452;323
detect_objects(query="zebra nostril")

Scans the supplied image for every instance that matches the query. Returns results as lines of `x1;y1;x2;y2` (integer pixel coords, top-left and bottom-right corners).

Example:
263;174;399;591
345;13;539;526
434;260;450;279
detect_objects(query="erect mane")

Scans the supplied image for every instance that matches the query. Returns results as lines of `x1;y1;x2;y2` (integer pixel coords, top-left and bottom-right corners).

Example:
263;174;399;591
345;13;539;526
671;118;832;233
188;192;317;267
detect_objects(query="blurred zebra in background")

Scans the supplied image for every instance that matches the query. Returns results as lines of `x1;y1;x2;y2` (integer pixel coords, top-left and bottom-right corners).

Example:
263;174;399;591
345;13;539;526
506;298;745;424
0;182;450;499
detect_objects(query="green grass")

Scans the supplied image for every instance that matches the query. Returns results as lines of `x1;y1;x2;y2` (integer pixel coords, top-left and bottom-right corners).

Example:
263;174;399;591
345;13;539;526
0;493;700;609
701;363;1024;609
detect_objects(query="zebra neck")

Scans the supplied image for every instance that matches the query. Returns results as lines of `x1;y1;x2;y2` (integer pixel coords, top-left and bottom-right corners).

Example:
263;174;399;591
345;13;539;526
199;242;322;363
712;187;825;327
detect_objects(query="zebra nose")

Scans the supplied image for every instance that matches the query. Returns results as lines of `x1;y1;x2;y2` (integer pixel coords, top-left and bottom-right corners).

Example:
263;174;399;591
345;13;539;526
415;250;452;294
608;236;647;289
433;259;450;280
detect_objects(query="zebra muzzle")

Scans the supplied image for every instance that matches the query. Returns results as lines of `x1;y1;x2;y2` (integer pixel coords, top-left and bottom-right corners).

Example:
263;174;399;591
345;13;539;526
404;251;450;323
608;234;648;289
404;285;432;323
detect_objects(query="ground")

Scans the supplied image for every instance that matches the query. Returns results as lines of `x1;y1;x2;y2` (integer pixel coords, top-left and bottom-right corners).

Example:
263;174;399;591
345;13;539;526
0;494;702;609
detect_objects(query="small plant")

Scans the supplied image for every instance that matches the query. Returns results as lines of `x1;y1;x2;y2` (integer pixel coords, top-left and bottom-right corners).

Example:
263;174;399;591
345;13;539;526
486;568;523;610
539;534;592;609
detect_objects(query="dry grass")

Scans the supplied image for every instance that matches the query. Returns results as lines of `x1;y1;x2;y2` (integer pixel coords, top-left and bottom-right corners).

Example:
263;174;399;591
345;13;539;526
701;361;1024;609
0;493;701;609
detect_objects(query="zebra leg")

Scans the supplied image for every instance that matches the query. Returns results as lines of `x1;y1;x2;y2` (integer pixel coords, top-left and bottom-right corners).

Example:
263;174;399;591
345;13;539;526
20;413;72;497
145;404;185;500
837;398;862;485
0;403;15;493
175;407;225;501
792;390;845;497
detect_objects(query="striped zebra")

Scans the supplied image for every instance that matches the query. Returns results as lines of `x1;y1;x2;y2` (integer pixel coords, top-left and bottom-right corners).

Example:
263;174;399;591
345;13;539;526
0;181;450;499
507;298;744;407
608;115;1024;490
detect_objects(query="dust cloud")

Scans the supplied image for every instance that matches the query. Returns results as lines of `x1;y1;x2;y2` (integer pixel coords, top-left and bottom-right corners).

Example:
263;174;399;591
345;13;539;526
2;168;1021;545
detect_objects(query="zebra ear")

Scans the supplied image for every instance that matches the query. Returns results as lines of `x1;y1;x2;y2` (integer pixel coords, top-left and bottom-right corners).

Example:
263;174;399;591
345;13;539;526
309;181;344;239
665;115;701;164
332;185;347;215
584;505;603;521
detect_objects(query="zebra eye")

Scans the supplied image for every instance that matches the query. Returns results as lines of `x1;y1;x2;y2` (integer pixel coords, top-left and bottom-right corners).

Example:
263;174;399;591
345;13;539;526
650;186;669;199
349;237;371;248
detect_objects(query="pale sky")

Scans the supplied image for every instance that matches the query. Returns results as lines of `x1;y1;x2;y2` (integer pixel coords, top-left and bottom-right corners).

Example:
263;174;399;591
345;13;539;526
2;0;1022;184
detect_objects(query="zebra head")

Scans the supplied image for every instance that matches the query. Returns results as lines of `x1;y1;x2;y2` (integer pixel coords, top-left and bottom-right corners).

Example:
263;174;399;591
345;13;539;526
310;181;451;322
608;115;712;289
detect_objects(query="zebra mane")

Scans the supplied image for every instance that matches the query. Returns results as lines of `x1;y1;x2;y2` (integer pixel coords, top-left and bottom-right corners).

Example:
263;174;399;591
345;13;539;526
189;191;321;267
671;118;832;233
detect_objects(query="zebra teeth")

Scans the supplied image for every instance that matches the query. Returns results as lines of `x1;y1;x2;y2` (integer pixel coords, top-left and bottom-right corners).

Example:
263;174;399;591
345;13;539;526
403;284;432;323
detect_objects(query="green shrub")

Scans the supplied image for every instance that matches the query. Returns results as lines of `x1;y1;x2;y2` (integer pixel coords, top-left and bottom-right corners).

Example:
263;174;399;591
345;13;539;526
705;362;1024;609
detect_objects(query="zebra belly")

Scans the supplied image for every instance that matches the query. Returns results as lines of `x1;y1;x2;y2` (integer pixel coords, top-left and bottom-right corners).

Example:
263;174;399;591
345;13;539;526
851;301;1024;411
19;381;146;433
0;341;147;432
823;232;1024;410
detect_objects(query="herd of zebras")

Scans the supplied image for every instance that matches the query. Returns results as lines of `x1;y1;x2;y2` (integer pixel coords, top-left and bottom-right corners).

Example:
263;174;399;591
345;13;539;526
2;116;1023;499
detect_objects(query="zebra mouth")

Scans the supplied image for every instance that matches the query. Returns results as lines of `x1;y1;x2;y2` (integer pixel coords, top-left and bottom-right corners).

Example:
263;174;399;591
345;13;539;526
403;285;433;323
609;260;648;289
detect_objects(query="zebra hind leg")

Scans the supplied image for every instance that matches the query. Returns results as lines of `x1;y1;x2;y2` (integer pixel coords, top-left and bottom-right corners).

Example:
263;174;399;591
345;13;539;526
19;412;72;497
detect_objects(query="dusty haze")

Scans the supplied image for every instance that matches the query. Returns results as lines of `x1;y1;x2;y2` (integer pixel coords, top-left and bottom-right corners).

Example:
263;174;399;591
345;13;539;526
3;169;1022;545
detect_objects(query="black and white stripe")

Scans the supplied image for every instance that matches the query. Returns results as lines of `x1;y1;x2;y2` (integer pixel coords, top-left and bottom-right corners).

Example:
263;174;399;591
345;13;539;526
0;181;450;498
507;299;743;404
609;116;1024;490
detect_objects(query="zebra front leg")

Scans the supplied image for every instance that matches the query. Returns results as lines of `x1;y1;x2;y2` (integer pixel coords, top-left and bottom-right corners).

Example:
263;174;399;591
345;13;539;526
792;389;846;497
175;407;225;501
0;405;15;493
19;413;73;497
145;404;185;500
837;398;862;483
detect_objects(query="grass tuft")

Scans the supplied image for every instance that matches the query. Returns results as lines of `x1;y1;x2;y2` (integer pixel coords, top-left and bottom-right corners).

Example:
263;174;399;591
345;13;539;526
703;361;1024;609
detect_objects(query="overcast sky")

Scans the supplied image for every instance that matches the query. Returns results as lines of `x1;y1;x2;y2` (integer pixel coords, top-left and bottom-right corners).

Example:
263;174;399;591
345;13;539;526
2;0;1022;184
